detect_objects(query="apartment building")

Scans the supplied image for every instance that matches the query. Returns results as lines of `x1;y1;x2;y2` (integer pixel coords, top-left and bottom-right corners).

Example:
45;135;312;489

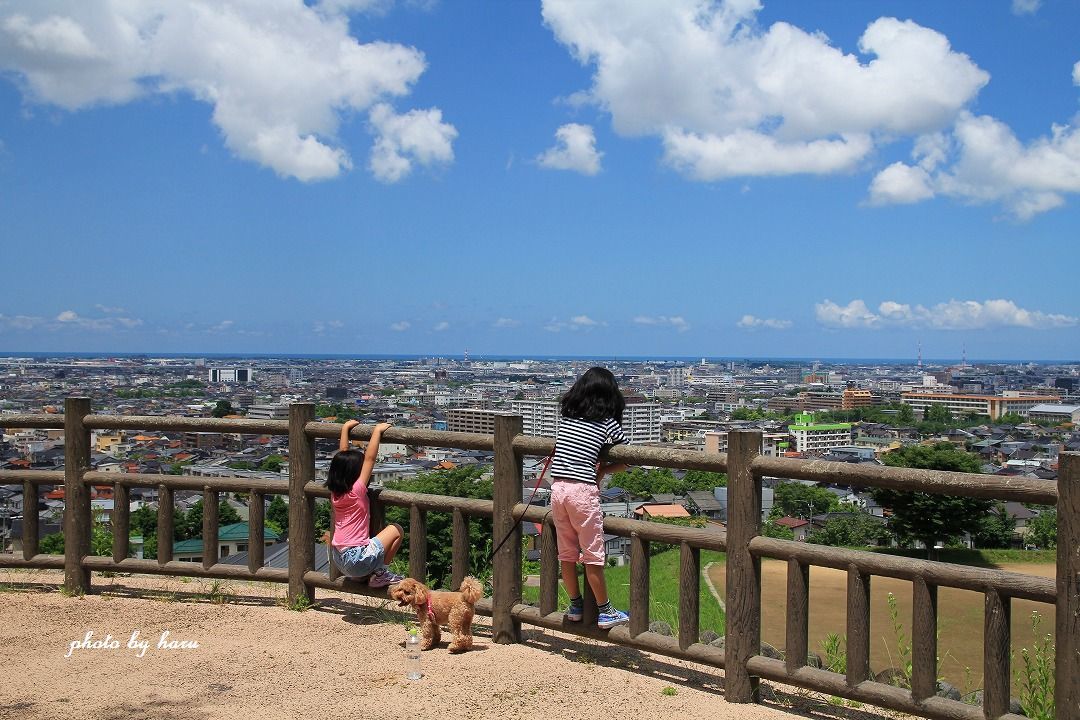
508;400;561;438
246;404;289;420
446;408;510;435
788;413;853;453
508;399;661;443
208;367;254;383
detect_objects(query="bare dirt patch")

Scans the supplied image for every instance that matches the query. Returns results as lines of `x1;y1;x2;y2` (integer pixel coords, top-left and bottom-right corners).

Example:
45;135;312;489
0;569;897;720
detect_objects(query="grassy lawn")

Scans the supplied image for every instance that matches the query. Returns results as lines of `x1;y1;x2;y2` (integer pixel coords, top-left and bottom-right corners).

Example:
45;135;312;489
523;547;727;636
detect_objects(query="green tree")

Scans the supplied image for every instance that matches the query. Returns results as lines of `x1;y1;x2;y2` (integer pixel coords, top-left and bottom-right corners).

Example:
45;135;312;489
873;443;990;555
267;495;289;538
40;531;64;554
913;404;951;434
313;499;331;537
770;482;841;519
610;467;679;496
971;502;1017;549
259;454;285;473
211;400;234;418
807;513;889;547
681;470;727;490
609;468;726;497
896;404;915;424
1027;508;1057;549
384;466;493;589
996;412;1026;426
180;497;243;540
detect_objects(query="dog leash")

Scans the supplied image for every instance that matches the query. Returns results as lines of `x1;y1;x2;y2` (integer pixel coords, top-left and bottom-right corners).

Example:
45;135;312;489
488;447;555;560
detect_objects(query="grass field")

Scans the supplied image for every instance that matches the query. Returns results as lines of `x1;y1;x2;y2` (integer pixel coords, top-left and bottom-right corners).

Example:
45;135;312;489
523;547;727;636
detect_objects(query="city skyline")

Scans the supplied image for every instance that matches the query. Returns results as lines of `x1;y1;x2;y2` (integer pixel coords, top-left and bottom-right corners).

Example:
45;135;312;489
1;1;1079;359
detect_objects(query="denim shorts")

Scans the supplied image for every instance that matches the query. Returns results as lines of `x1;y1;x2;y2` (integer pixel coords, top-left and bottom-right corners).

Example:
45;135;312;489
332;537;385;578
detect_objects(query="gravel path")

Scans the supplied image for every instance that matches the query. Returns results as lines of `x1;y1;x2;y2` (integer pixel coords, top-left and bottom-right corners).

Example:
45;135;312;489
0;569;897;720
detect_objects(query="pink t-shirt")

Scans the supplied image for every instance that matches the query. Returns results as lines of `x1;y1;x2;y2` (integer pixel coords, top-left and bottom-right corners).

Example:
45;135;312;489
331;483;370;550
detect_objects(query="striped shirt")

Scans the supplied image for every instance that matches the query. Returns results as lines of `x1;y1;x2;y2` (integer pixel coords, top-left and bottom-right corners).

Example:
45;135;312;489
550;416;627;484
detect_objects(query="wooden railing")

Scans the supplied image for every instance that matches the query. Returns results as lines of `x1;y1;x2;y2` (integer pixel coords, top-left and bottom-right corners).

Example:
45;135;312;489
1;397;1076;720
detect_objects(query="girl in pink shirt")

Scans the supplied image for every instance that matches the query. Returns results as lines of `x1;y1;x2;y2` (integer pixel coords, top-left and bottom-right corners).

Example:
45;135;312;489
328;420;404;588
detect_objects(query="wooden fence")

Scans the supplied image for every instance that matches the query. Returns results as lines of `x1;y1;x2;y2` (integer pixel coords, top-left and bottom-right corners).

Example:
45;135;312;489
1;397;1076;720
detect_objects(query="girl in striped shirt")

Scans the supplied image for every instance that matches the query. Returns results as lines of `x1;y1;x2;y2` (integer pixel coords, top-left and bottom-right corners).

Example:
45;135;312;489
550;367;631;629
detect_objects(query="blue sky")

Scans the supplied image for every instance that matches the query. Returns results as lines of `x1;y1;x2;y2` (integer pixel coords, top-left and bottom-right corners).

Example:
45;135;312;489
1;0;1078;360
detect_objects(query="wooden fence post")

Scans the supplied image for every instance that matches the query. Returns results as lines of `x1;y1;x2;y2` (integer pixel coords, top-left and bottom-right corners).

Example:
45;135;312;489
22;480;38;560
492;414;523;644
249;491;265;576
1057;451;1079;720
63;397;92;594
288;403;316;605
157;484;173;565
725;429;762;703
202;486;218;572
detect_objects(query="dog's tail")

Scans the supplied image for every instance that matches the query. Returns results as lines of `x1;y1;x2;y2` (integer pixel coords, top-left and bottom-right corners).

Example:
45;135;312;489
458;576;483;604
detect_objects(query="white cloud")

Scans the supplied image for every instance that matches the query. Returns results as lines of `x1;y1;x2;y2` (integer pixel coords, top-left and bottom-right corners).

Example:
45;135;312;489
869;110;1080;218
94;304;127;314
868;162;934;204
817;298;1077;330
493;317;520;328
537;123;602;175
51;309;142;331
390;320;411;331
570;315;599;328
736;314;792;330
208;320;234;333
433;321;449;331
313;320;344;334
542;1;987;179
546;315;603;332
1074;60;1080;87
665;130;871;180
815;300;882;329
0;2;455;182
634;315;691;332
368;102;457;183
1011;0;1041;15
0;313;43;330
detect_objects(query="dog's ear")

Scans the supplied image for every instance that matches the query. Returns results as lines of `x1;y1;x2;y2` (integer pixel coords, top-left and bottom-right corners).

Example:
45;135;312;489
412;582;428;606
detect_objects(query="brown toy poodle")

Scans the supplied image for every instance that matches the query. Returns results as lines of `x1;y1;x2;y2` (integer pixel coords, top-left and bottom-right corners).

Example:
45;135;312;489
390;576;483;653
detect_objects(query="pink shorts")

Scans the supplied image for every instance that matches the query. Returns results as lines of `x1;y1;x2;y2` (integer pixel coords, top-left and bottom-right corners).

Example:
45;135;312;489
550;479;605;565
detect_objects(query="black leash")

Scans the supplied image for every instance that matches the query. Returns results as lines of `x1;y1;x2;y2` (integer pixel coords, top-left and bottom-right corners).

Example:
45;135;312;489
488;449;555;560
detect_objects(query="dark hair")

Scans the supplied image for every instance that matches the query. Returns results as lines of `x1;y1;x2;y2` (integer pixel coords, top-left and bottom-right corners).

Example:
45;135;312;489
560;366;624;423
327;449;363;497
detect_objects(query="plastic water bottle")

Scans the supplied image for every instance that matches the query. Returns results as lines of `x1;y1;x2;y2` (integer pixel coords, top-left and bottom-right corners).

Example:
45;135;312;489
405;629;422;680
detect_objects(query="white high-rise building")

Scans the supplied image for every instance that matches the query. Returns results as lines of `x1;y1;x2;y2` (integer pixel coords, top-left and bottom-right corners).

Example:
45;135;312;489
208;367;254;383
509;400;561;438
508;399;661;444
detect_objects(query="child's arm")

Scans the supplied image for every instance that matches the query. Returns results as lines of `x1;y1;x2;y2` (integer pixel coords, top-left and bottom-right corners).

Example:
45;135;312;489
596;462;629;488
339;419;360;453
356;422;392;491
598;462;629;478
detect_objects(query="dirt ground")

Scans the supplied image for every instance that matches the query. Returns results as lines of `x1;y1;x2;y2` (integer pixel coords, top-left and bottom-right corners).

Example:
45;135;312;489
0;569;900;720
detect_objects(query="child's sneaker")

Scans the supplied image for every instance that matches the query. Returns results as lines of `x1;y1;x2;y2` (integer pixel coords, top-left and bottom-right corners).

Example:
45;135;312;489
597;607;629;629
564;598;584;622
368;568;404;588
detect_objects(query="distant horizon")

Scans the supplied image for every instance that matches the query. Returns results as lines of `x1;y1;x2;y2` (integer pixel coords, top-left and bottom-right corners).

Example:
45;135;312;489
0;350;1076;366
